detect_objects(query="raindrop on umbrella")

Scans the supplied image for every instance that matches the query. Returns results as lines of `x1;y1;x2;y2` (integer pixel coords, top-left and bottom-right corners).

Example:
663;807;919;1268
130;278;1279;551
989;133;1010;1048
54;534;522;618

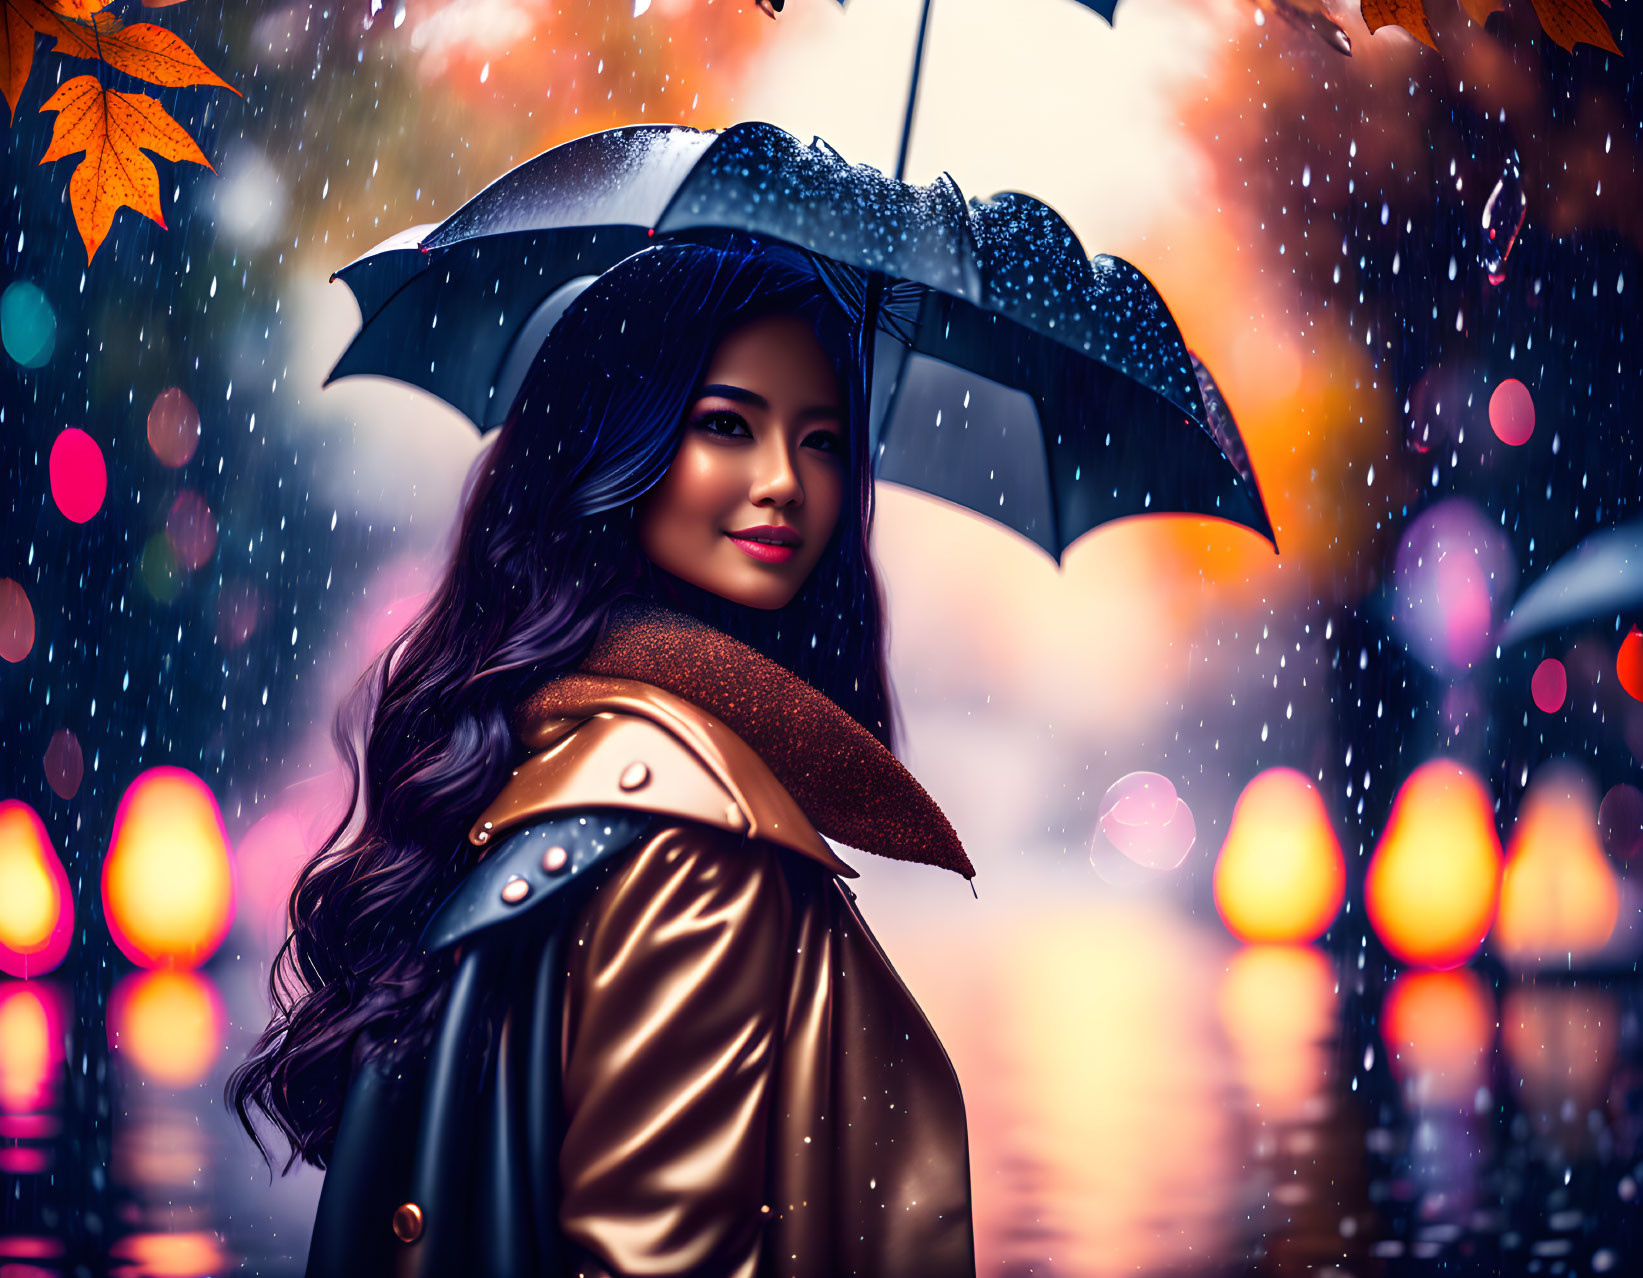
1480;152;1526;286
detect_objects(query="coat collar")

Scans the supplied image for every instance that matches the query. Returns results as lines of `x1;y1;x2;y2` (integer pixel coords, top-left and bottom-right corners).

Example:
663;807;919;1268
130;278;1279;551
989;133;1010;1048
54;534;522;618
512;600;974;879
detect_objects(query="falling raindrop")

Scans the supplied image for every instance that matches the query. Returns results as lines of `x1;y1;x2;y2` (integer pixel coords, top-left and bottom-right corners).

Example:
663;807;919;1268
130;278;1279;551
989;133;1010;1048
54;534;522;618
1480;152;1527;285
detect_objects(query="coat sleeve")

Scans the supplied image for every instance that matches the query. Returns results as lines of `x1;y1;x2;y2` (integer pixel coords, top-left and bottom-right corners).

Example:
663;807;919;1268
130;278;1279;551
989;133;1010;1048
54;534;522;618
557;823;794;1278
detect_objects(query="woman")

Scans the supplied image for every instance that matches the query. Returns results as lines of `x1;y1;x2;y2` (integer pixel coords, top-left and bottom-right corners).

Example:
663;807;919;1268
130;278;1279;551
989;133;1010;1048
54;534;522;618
230;238;977;1277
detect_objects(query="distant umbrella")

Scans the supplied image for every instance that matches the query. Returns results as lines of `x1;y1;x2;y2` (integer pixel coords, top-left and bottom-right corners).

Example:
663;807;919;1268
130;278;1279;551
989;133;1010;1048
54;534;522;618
1497;521;1643;647
325;122;1275;560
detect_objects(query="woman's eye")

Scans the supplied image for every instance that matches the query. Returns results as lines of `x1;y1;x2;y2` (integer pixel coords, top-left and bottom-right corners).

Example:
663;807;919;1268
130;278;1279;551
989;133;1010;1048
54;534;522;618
692;411;750;438
803;429;845;455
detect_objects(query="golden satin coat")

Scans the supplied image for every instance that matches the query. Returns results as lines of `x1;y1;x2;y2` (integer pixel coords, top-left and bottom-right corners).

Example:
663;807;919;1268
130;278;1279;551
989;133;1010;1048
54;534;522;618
469;603;977;1276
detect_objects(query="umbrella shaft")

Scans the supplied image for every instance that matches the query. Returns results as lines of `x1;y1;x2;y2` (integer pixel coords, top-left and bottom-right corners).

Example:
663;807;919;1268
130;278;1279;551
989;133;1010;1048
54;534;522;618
896;0;937;183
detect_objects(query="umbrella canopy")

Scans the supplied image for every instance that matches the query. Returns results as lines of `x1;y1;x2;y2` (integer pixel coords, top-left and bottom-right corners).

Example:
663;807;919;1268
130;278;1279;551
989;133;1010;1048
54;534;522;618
324;121;1275;560
1497;521;1643;647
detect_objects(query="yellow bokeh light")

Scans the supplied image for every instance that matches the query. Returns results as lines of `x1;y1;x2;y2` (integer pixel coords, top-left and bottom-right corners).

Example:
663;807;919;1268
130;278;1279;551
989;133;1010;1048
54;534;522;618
1217;944;1337;1123
1212;768;1345;943
0;984;53;1113
1367;760;1502;970
103;768;235;968
1494;765;1619;966
108;969;223;1089
0;801;73;978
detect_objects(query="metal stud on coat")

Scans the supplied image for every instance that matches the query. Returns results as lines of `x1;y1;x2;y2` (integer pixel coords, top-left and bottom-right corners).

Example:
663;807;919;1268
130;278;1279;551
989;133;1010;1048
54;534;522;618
618;761;651;791
500;876;531;904
392;1202;423;1243
542;845;568;873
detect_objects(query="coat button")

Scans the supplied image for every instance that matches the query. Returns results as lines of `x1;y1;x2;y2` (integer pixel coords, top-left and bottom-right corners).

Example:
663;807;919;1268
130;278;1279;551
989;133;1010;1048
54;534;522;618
618;761;650;791
500;877;531;904
392;1202;423;1243
541;845;568;873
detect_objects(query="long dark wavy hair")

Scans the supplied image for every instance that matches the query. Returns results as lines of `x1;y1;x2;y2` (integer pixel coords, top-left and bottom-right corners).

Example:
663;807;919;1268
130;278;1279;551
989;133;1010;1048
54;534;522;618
228;238;895;1170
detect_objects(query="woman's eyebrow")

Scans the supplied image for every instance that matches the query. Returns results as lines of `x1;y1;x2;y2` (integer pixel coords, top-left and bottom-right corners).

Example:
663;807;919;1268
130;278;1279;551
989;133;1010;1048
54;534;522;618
695;383;842;424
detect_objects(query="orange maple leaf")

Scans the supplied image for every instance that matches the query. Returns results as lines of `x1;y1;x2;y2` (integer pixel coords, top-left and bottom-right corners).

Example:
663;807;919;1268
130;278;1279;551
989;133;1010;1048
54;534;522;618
1361;0;1439;48
41;0;113;18
37;74;213;263
41;11;239;94
1362;0;1621;53
1;0;44;122
1525;0;1621;53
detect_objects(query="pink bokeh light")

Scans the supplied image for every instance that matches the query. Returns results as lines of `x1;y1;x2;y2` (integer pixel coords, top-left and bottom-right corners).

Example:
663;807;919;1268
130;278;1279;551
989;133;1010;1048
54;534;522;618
1488;378;1535;447
0;579;34;663
1530;658;1567;714
48;428;107;523
1096;771;1197;871
1392;498;1516;674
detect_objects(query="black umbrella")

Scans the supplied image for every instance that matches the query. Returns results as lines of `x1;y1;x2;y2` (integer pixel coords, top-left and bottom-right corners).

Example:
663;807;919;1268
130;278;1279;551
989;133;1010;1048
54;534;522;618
324;121;1276;560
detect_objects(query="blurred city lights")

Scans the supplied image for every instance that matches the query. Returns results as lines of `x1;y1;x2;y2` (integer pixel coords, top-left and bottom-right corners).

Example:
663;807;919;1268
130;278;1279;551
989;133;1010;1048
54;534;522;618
1598;783;1643;864
146;387;202;468
0;577;35;662
1216;944;1336;1122
139;533;184;604
1487;377;1535;446
1366;761;1502;970
103;768;236;969
214;581;263;649
1494;765;1619;967
108;969;225;1089
0;801;74;979
165;492;218;571
108;1229;228;1277
1391;498;1515;673
1095;771;1196;870
1530;657;1567;714
1381;969;1494;1107
42;728;83;801
1212;768;1344;944
0;981;66;1114
0;279;56;368
48;427;108;523
1502;986;1619;1120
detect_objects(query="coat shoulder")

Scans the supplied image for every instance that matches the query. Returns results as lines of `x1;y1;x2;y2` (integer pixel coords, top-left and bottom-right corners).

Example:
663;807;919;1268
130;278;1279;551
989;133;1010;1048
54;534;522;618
473;677;856;877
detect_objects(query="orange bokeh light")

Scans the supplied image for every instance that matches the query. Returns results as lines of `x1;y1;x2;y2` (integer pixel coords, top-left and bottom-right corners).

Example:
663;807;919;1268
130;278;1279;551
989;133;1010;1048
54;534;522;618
1212;768;1345;943
108;1229;227;1278
0;801;74;979
1381;968;1494;1107
108;969;224;1089
0;982;66;1114
103;768;235;968
1366;760;1502;970
1494;766;1619;966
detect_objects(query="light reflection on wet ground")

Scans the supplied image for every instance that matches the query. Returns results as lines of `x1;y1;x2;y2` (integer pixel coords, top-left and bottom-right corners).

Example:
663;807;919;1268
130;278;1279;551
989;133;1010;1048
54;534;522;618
2;879;1639;1275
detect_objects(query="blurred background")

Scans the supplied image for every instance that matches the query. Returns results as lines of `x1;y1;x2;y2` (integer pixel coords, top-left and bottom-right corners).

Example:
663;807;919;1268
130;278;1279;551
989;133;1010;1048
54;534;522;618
2;0;1641;1273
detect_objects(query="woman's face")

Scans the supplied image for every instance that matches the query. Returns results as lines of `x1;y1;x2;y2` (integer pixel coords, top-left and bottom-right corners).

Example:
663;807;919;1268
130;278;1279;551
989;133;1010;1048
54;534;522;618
638;313;847;611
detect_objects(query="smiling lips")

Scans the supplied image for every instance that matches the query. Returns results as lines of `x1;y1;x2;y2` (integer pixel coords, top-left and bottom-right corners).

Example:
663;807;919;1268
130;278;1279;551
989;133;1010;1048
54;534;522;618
727;525;800;565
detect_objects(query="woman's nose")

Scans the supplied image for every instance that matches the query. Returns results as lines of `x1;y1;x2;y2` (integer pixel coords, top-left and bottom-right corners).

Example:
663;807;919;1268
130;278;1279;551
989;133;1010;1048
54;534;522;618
749;435;804;508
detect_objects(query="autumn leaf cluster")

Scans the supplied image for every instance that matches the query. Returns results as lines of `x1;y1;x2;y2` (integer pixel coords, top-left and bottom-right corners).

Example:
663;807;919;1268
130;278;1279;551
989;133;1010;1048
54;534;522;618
2;0;239;262
1359;0;1621;53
